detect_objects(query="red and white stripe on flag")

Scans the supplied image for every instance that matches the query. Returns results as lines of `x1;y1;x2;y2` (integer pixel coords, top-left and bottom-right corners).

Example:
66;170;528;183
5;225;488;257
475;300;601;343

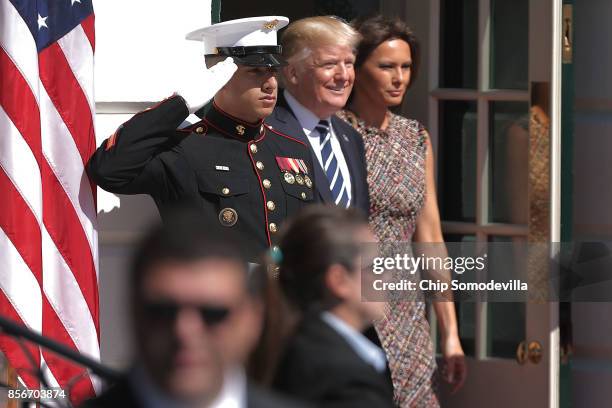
0;0;100;403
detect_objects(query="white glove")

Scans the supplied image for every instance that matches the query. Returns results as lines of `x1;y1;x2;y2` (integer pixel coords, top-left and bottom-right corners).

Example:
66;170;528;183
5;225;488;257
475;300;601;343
177;57;238;113
97;189;121;214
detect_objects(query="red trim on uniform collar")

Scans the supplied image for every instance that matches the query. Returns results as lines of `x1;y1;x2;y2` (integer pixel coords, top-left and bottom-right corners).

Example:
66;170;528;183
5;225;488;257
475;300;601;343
253;127;266;143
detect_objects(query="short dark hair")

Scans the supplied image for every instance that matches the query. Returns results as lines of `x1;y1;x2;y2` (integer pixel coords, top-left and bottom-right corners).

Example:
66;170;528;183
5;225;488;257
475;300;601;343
352;15;420;88
130;203;262;299
277;205;369;312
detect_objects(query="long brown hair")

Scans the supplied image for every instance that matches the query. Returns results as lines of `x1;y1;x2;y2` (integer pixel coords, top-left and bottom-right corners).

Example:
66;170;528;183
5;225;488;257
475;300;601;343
352;14;421;89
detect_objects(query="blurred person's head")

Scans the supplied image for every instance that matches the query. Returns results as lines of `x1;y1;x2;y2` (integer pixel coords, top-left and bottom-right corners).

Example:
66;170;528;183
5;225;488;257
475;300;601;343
276;205;384;331
351;15;420;108
280;16;361;118
130;206;265;403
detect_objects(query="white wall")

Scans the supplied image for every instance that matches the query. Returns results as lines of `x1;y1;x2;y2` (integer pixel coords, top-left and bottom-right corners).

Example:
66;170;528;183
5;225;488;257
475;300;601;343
94;0;212;102
93;0;211;368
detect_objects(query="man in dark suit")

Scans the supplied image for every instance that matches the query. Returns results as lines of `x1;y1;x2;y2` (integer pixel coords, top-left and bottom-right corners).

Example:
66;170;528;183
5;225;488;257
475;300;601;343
273;206;394;407
82;208;305;408
274;312;395;408
265;16;370;215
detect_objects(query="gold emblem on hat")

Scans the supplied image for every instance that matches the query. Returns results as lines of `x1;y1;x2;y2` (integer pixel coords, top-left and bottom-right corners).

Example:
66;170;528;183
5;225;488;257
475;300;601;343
284;172;295;184
236;125;246;136
263;19;279;30
295;174;304;185
219;208;238;227
304;175;313;188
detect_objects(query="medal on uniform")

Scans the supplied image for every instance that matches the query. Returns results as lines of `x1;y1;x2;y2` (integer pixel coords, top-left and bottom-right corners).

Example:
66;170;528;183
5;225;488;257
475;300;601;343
304;175;313;188
284;172;295;184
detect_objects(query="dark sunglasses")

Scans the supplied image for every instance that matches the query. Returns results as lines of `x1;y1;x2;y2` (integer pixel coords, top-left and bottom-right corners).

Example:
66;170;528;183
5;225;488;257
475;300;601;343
143;301;232;327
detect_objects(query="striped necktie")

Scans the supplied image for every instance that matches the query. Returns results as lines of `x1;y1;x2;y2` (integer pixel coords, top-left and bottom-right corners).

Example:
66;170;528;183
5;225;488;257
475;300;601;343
315;120;350;207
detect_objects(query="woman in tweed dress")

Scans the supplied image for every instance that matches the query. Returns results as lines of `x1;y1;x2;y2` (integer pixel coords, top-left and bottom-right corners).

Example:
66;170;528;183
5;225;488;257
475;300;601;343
337;15;467;407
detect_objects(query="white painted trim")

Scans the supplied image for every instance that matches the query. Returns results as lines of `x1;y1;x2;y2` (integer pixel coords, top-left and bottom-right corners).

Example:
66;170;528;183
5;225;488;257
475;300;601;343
479;0;491;92
429;0;441;180
476;97;489;227
549;0;563;406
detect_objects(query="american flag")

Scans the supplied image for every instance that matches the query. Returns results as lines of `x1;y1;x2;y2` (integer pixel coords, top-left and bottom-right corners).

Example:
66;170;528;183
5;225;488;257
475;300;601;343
0;0;99;403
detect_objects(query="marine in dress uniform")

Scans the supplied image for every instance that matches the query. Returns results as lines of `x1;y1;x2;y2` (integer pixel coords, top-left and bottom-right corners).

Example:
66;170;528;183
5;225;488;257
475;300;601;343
87;17;315;260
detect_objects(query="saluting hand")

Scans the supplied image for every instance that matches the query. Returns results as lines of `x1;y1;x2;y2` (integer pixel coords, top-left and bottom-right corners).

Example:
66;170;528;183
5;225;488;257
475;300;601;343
177;57;238;114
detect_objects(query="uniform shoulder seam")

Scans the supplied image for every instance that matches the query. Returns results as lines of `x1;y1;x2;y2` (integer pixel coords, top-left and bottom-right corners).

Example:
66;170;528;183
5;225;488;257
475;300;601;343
177;120;207;134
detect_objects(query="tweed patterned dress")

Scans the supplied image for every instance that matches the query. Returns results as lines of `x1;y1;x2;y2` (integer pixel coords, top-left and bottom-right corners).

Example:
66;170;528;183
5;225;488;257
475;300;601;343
337;110;439;408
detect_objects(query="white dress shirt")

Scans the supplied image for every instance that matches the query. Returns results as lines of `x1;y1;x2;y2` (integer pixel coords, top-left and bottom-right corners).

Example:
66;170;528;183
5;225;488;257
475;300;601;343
283;90;352;204
130;364;247;408
321;312;387;373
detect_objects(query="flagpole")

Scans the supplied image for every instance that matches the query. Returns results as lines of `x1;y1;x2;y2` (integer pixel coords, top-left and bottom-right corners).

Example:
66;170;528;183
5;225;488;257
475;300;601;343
0;315;121;383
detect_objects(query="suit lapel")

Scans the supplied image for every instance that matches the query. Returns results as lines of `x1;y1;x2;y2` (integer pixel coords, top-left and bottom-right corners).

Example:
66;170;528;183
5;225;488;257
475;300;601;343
304;315;393;394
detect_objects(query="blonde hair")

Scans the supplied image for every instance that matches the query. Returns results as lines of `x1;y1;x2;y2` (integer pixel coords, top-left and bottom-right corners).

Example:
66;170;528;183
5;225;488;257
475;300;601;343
281;16;361;63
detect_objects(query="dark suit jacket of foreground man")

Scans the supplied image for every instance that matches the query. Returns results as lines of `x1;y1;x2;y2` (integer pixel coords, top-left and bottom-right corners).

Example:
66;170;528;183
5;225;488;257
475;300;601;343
266;92;370;215
274;314;395;408
82;377;308;408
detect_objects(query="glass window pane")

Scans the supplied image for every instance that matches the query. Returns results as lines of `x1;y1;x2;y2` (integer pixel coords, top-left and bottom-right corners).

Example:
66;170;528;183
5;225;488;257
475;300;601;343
440;0;478;88
487;302;525;358
490;0;529;89
486;236;526;358
439;234;477;357
439;101;477;222
489;102;530;224
456;302;476;357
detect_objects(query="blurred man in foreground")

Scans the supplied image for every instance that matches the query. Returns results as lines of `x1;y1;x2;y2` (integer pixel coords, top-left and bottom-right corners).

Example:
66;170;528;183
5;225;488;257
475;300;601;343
83;207;303;407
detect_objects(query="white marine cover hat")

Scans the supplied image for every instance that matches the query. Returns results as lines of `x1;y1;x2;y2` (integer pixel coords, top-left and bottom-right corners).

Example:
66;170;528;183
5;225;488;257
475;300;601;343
186;16;289;67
